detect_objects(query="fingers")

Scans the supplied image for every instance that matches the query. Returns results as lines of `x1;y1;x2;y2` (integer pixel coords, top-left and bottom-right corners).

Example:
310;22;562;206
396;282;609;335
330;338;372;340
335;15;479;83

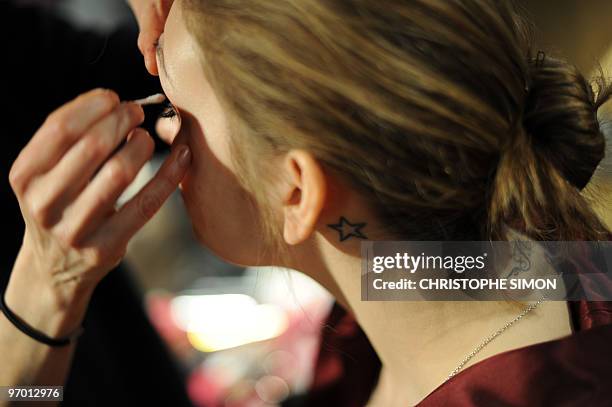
135;2;163;76
27;102;144;227
138;29;161;76
57;128;155;246
9;89;119;191
132;0;174;76
92;143;191;247
130;1;157;74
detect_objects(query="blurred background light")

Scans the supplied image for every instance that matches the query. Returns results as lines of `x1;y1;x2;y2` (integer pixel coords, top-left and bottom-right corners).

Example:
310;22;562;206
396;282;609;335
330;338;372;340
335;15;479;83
172;294;289;352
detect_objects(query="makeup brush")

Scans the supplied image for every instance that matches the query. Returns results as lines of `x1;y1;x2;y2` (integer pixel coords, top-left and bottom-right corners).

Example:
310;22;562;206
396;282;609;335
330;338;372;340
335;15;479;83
117;93;167;149
131;93;166;106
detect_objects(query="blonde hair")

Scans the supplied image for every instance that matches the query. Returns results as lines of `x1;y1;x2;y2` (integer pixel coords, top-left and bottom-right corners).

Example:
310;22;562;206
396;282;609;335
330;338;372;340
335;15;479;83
182;0;611;263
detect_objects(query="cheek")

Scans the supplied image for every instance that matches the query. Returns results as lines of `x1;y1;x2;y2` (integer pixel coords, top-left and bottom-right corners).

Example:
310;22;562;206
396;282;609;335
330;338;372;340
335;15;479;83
179;138;267;266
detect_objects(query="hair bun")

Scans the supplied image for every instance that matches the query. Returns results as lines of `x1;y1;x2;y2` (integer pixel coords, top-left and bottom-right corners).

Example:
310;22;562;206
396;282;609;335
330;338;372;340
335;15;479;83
522;53;611;190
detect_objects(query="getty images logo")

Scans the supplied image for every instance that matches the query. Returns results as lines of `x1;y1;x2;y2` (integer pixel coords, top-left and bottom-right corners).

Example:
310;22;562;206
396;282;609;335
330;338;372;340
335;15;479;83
372;252;488;274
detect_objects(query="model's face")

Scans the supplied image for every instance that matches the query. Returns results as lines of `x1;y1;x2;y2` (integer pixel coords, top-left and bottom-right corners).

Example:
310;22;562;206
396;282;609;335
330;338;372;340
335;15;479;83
156;1;269;265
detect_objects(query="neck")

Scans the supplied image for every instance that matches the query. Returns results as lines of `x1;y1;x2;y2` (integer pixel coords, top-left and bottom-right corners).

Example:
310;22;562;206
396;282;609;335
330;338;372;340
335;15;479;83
295;233;574;406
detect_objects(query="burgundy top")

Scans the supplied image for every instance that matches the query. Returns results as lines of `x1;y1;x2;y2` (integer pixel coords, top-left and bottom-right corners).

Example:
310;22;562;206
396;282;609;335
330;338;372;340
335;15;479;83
304;300;612;406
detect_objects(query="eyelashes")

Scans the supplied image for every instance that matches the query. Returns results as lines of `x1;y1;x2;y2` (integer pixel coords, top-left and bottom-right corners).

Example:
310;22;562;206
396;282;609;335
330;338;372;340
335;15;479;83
159;100;180;120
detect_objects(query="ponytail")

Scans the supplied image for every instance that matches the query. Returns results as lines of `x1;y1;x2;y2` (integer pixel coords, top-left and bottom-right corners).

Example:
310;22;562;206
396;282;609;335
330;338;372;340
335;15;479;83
489;54;611;240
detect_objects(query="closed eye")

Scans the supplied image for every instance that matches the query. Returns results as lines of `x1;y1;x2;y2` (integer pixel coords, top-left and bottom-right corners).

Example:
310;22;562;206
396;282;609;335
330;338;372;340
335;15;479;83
159;100;179;120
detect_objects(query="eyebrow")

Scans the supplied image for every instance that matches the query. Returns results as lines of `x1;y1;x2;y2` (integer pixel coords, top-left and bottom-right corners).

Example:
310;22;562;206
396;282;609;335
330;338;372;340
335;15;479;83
156;37;175;88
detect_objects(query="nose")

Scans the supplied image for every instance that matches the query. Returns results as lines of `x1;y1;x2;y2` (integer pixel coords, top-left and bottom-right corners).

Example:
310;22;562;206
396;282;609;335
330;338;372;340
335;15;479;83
156;117;180;145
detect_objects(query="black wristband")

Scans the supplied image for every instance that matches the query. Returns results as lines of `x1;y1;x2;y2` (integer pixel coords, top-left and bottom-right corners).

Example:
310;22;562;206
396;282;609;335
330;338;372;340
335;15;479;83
0;290;83;347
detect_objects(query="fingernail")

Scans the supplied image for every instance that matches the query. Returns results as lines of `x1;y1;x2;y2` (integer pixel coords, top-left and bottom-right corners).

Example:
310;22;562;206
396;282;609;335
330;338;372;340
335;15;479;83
177;146;191;167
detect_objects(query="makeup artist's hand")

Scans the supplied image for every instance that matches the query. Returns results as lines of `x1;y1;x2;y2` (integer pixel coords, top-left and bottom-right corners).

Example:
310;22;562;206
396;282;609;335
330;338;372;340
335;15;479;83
128;0;174;75
5;88;191;337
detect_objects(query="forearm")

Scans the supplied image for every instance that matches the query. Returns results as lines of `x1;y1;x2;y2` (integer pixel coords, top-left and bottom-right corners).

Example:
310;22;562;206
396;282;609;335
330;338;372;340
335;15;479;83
0;316;76;387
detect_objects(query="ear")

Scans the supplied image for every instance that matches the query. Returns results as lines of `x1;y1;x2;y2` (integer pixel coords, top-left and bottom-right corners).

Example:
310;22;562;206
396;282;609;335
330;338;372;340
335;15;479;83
281;149;326;245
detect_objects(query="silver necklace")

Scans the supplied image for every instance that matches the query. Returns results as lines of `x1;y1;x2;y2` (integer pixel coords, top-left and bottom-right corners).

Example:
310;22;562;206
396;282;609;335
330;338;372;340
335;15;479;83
446;296;547;381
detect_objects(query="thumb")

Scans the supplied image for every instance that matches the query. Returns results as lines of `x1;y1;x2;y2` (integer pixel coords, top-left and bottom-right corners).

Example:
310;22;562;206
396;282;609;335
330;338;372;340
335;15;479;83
137;30;161;76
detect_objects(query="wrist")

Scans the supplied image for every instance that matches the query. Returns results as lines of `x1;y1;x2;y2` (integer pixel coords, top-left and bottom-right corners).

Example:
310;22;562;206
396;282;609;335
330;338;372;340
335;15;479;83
5;246;94;339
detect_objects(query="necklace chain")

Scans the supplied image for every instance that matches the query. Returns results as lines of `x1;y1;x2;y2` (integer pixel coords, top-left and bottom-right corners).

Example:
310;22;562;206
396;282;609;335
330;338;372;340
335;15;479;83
446;296;547;381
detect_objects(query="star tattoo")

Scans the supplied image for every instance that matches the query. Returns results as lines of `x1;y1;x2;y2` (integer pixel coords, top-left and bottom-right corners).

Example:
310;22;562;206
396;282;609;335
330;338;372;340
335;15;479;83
327;216;368;242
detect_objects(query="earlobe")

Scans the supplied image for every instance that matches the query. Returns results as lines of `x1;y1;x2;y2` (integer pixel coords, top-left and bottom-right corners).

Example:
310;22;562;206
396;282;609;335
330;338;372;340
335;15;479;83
281;150;326;245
